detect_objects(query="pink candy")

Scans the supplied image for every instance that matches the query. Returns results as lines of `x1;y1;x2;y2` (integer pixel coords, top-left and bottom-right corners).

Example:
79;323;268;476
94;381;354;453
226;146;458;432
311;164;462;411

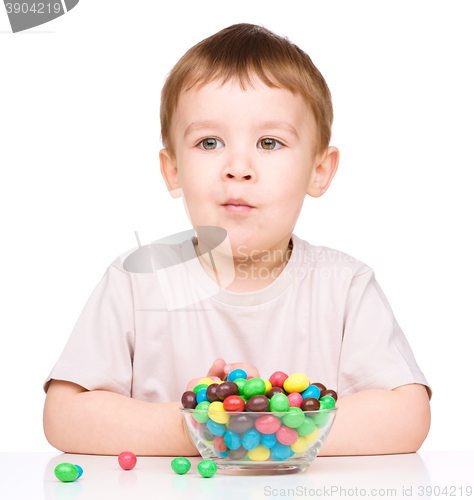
276;425;298;445
118;451;137;470
287;392;303;408
255;414;281;434
269;371;288;389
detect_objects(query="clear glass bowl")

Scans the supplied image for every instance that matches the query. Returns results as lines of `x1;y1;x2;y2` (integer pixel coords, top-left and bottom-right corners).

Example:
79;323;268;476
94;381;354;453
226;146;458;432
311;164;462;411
180;406;338;475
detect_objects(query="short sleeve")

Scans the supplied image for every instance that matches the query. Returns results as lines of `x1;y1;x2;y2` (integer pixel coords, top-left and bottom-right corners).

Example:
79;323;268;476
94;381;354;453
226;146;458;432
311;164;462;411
42;263;135;397
337;267;432;401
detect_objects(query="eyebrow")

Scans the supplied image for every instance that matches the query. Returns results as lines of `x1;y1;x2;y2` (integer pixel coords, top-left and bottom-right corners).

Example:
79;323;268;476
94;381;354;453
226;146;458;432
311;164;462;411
183;120;299;140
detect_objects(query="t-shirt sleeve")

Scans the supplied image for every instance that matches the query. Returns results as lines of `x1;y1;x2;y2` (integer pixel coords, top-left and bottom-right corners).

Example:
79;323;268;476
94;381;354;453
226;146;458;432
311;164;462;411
337;267;432;401
42;262;135;397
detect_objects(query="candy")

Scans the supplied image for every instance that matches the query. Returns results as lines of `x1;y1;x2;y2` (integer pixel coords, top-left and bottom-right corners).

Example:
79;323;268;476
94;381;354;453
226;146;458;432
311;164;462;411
301;384;320;400
296;417;316;436
245;395;269;412
242;428;261;450
196;388;209;404
320;395;336;408
229;414;255;433
171;457;191;474
269;393;289;412
227;368;247;382
199;425;214;442
320;389;338;402
214;434;228;452
255;414;281;434
282;407;305;428
207;418;226;436
181;390;197;409
248;443;271;461
194;401;211;423
118;451;137;470
206;383;220;402
199;378;215;386
261;432;277;448
224;429;242;450
193;383;209;394
197;460;217;478
270;442;292;460
223;395;245;412
283;373;310;394
262;379;272;395
217;381;240;400
290;436;308;454
276;425;298;445
242;378;266;399
267;387;284;399
208;401;229;424
233;378;247;394
74;465;83;479
287;392;303;408
301;397;320;411
54;463;79;482
227;445;247;459
269;371;289;389
312;382;327;392
305;426;320;445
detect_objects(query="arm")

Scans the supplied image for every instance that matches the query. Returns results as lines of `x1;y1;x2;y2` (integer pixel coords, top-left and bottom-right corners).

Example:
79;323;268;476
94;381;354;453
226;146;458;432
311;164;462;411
43;380;199;456
318;383;431;456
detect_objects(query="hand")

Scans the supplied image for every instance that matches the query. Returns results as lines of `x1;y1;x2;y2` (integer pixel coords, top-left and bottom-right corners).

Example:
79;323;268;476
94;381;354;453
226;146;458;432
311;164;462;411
206;358;261;381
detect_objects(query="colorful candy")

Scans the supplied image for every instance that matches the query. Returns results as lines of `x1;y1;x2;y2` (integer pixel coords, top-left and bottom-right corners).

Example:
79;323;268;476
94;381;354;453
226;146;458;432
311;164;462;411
181;369;338;463
170;457;191;474
54;463;79;482
118;451;137;470
198;460;218;478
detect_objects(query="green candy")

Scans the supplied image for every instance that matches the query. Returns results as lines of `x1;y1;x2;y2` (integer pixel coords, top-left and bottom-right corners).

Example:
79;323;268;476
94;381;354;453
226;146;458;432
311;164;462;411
319;396;336;409
243;378;266;399
171;457;191;475
312;410;330;428
193;383;209;394
240;395;248;404
269;393;289;412
233;378;247;395
194;401;210;423
282;407;305;428
197;459;217;478
54;463;79;482
296;416;316;436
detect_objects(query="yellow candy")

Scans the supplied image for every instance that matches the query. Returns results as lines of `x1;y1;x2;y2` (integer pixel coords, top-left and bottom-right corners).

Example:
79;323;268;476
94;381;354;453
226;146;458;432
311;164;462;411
283;373;310;393
199;378;215;386
247;443;270;461
262;379;272;396
208;401;229;424
290;436;308;454
305;426;320;445
217;380;224;384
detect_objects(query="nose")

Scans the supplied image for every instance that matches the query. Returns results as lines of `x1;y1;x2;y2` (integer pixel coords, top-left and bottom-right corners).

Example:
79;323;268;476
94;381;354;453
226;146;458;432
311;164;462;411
225;157;253;180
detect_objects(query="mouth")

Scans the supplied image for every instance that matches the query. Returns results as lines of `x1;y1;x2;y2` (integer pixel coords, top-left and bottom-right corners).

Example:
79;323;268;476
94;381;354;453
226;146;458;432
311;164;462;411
222;197;255;208
222;204;255;214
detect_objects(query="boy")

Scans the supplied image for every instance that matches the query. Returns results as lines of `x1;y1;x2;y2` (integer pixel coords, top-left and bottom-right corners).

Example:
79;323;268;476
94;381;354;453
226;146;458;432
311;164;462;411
43;23;431;457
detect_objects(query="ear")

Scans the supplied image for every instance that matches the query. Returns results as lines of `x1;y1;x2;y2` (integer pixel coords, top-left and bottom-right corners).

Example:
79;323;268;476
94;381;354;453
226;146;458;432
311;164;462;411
159;148;181;198
307;146;340;198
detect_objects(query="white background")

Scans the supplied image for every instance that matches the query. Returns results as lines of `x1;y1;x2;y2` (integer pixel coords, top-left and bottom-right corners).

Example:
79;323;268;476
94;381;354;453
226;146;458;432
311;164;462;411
1;1;473;452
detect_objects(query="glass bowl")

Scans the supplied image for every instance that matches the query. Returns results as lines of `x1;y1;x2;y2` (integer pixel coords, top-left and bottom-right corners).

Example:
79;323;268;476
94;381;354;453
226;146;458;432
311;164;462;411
180;406;338;475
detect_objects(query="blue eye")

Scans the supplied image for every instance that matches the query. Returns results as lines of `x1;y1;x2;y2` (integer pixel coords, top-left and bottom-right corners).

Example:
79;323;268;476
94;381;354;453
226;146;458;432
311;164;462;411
197;137;284;151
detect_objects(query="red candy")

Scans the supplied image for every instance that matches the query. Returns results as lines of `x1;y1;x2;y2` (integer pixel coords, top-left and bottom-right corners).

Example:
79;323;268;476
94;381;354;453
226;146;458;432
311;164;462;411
118;451;137;470
255;414;281;434
269;371;288;389
190;414;201;430
287;392;303;408
276;425;298;445
223;395;246;412
214;435;228;452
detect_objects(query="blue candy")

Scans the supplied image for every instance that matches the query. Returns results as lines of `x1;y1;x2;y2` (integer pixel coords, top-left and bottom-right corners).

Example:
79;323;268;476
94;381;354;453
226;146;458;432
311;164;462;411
261;433;277;448
196;388;209;404
270;442;292;460
242;429;261;451
215;449;228;458
301;385;320;400
206;419;226;436
74;465;83;479
227;369;248;382
224;429;242;450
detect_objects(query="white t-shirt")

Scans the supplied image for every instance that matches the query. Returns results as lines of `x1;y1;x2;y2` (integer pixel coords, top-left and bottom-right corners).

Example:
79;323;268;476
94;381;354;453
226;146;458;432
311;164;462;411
42;233;432;402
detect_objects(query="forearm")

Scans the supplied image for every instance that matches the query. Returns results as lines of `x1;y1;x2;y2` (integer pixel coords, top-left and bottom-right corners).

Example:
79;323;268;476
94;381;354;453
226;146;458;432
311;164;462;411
44;390;200;457
318;388;429;457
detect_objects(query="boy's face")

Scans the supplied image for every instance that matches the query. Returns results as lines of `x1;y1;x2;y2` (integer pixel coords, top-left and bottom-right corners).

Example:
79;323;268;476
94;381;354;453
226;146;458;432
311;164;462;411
160;76;338;256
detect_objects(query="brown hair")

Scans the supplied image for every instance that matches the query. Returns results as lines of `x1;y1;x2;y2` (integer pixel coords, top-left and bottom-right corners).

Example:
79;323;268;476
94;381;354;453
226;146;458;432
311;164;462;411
160;23;333;164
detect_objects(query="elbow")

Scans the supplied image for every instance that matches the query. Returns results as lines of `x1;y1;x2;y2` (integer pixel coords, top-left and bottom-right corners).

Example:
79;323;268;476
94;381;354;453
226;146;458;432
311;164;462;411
406;400;431;452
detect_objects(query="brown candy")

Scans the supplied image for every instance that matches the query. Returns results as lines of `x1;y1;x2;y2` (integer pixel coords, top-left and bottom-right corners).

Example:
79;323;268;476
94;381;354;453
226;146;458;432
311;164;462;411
301;397;320;411
227;445;248;459
199;425;214;442
217;381;240;400
267;387;284;399
229;414;256;433
320;389;338;402
181;390;197;409
311;382;327;393
245;395;269;412
206;383;220;403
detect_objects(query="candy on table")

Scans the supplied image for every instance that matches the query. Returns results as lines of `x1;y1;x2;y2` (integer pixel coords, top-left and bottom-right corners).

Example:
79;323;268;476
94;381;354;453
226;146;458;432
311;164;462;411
118;451;137;470
198;459;218;478
54;463;80;482
171;457;191;475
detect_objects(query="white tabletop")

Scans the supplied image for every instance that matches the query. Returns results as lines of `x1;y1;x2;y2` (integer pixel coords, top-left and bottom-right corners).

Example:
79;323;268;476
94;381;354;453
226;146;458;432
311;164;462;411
1;451;472;499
